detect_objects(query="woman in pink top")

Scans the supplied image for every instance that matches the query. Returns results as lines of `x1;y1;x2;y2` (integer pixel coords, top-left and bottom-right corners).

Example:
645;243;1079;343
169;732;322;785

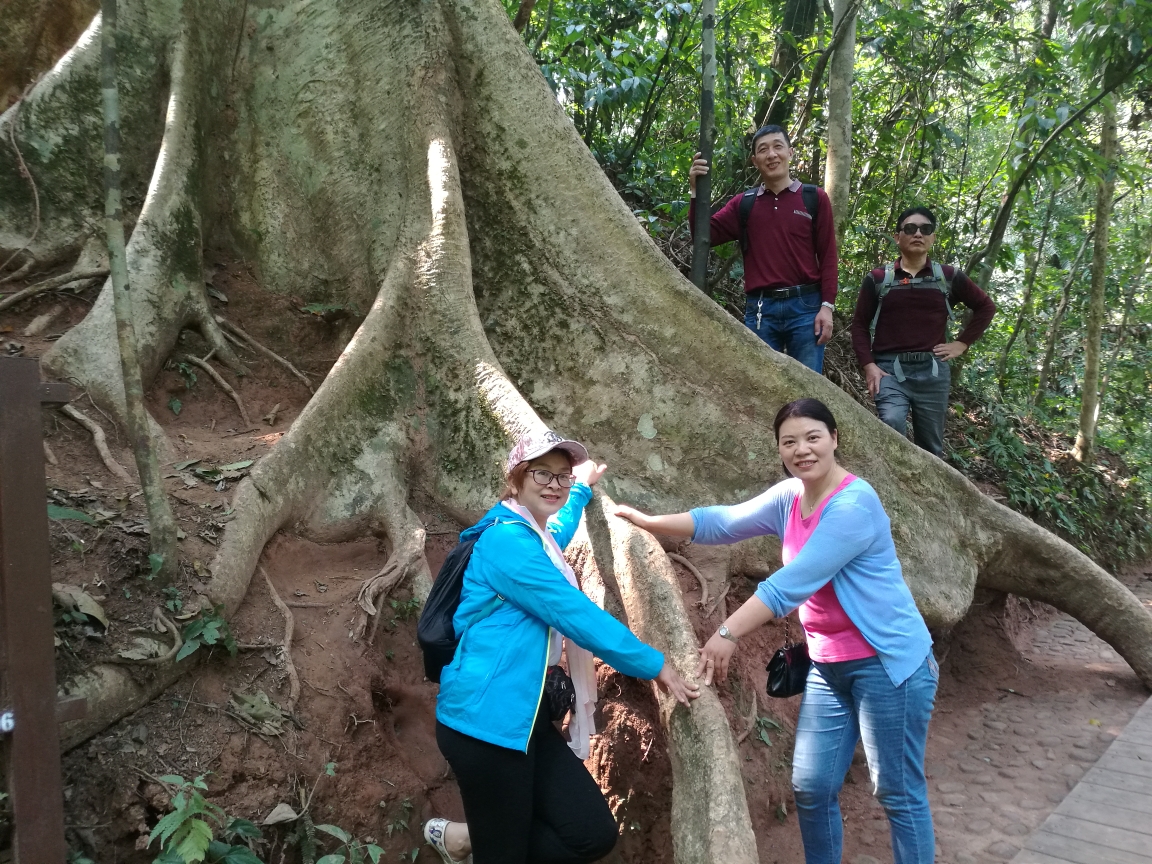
617;399;937;864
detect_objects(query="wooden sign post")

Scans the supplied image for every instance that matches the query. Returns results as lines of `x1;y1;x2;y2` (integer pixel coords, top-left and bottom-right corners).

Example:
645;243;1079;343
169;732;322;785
0;357;85;863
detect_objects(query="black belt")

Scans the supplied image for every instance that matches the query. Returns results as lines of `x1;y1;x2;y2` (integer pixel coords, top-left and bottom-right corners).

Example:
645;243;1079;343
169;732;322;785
746;282;820;301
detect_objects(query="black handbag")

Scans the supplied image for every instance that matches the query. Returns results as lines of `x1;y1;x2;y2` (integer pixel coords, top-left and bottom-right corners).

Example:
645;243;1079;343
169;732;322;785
765;618;810;698
544;664;576;721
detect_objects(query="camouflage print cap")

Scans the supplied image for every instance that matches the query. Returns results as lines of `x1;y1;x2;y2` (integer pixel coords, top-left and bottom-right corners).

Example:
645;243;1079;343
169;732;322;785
505;430;589;475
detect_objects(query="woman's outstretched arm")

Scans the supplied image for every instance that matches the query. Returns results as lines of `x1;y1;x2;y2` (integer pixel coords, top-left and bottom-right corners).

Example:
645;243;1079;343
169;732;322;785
613;506;695;538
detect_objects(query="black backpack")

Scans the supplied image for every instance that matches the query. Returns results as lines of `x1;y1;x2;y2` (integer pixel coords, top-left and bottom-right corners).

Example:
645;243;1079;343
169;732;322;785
417;523;505;683
737;182;820;254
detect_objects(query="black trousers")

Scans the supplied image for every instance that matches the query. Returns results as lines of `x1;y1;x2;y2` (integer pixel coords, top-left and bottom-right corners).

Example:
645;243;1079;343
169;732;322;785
436;703;618;864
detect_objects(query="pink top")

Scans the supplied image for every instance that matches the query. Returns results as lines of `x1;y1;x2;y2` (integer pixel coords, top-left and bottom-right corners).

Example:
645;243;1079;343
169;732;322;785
781;474;877;663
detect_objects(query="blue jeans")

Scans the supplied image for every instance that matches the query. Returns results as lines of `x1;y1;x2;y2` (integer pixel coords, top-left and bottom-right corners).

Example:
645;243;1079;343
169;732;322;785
743;291;825;373
792;654;938;864
873;353;951;457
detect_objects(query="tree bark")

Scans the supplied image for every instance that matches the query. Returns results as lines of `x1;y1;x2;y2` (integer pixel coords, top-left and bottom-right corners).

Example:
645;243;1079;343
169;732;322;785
823;0;856;243
99;0;177;578
511;0;536;33
754;0;820;127
1073;97;1117;463
690;0;717;290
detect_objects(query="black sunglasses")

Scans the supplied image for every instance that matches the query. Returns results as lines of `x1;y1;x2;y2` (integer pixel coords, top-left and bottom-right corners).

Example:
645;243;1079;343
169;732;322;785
899;222;936;236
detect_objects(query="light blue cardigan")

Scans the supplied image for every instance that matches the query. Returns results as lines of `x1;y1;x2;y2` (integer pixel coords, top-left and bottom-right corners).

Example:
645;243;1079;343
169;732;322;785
691;477;932;686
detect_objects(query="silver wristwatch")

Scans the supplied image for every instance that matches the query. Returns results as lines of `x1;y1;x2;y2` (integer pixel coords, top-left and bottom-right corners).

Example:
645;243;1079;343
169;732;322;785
718;625;738;643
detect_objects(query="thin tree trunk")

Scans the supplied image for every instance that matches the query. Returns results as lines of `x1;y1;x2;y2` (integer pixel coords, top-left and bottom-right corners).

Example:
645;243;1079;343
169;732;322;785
754;0;820;127
100;0;178;578
823;0;856;243
691;0;717;290
511;0;536;32
1098;233;1152;407
1072;98;1117;462
1033;228;1093;406
997;181;1059;394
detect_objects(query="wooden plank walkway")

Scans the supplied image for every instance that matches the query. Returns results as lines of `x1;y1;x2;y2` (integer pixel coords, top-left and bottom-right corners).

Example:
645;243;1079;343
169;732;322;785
1012;694;1152;864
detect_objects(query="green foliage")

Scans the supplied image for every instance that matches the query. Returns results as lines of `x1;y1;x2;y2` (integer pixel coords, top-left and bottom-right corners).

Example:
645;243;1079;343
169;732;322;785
949;400;1152;564
502;0;1152;562
388;597;421;623
313;823;384;864
47;504;96;524
178;607;239;661
148;775;266;864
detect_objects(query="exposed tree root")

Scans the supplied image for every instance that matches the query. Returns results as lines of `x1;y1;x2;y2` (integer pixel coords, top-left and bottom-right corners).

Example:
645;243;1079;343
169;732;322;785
178;353;251;427
260;567;300;715
734;689;759;746
23;303;65;336
704;583;730;620
667;552;709;606
215;317;312;393
106;607;183;666
577;491;758;864
43;440;58;465
0;268;108;313
43;29;241;440
59;404;133;484
0;254;35;285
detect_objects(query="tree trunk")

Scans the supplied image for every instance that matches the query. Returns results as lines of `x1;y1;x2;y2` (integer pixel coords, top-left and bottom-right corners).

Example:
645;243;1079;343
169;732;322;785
99;0;177;577
1034;228;1093;405
691;0;717;290
823;0;856;243
997;181;1058;395
1099;232;1152;407
3;0;1152;854
511;0;536;33
1073;98;1117;463
754;0;820;127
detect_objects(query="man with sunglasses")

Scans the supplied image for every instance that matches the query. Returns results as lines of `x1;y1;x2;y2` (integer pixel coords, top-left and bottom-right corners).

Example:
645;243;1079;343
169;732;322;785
850;206;995;457
688;125;838;373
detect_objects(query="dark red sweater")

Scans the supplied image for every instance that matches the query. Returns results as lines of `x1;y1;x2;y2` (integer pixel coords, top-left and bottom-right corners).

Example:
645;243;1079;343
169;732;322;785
689;180;839;303
850;260;996;366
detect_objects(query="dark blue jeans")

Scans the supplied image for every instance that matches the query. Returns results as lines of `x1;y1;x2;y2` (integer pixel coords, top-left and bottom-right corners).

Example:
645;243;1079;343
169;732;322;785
792;654;938;864
743;291;825;373
873;352;951;457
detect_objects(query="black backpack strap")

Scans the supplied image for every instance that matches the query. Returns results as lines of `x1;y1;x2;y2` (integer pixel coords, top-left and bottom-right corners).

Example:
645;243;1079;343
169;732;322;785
738;188;758;253
801;184;819;238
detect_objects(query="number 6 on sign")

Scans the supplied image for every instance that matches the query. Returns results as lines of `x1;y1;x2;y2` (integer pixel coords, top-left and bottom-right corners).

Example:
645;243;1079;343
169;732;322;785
0;711;13;733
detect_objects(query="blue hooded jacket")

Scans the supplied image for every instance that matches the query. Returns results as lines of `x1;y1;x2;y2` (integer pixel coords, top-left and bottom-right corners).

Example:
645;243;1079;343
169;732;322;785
435;483;665;752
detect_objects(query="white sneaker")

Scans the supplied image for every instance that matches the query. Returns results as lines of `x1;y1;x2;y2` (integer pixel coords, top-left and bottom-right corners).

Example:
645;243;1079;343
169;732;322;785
423;817;471;864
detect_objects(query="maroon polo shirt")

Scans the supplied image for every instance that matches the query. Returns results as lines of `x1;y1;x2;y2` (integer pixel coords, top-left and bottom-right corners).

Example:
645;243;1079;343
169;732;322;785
850;259;996;366
689;179;839;304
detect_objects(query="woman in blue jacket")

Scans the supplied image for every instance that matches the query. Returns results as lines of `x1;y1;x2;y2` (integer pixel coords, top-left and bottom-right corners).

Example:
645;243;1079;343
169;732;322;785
615;399;938;864
424;430;699;864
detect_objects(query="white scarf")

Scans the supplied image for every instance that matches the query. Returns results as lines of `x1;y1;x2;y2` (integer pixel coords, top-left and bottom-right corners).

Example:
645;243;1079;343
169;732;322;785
503;500;598;759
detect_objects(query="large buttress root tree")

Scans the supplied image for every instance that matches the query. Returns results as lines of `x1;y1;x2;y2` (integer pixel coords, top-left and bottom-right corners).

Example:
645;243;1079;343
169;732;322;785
2;0;1151;859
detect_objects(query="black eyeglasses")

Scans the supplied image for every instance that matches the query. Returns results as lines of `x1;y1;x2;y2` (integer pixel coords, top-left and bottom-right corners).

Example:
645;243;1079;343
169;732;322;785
528;469;576;488
900;222;936;236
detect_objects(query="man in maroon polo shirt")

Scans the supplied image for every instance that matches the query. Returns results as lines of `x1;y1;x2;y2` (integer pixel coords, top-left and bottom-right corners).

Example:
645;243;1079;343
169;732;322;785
689;125;838;373
850;206;996;457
